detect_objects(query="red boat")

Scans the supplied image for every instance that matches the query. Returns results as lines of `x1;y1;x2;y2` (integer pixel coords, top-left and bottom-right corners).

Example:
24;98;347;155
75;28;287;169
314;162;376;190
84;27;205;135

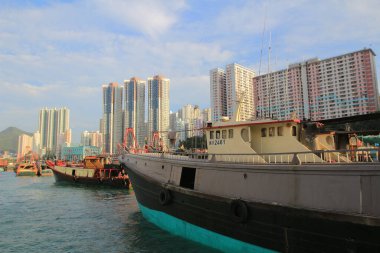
47;156;130;188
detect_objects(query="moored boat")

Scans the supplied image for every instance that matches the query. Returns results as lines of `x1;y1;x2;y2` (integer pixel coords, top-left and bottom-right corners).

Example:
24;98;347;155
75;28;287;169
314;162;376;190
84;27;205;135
39;168;53;176
119;118;380;253
47;156;130;188
16;162;38;176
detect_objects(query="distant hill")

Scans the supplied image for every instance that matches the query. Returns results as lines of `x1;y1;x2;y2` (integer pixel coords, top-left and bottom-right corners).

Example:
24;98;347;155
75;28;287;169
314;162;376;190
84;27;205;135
0;127;33;153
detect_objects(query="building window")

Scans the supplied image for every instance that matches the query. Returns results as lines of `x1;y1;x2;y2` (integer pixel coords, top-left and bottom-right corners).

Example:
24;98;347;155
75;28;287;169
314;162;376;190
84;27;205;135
261;128;267;137
222;130;227;139
216;131;220;139
210;131;214;139
269;127;275;137
228;129;234;138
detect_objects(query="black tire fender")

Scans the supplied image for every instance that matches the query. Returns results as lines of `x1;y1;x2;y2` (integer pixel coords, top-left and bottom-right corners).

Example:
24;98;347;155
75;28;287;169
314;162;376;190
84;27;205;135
158;189;172;206
230;199;249;223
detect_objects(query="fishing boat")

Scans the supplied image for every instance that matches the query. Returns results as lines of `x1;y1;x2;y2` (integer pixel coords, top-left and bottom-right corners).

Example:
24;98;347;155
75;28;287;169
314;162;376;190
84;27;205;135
47;156;130;188
16;162;38;176
119;117;380;253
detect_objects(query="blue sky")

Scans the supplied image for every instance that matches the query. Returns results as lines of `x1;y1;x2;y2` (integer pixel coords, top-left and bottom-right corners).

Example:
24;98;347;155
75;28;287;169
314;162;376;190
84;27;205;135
1;0;379;143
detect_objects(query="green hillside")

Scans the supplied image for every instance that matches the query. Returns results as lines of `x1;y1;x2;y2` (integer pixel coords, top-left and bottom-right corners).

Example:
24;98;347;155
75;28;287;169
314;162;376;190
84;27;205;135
0;127;33;153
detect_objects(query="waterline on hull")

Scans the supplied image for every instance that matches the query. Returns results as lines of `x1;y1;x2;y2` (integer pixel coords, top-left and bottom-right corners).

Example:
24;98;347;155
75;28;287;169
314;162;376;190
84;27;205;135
138;203;278;253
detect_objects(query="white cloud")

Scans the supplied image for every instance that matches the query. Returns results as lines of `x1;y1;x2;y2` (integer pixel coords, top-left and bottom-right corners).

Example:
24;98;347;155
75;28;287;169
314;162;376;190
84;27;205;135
94;0;187;38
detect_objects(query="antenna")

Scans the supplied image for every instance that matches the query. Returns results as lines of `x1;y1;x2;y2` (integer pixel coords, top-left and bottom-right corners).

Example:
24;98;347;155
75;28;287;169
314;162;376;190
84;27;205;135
285;60;289;119
258;7;267;76
267;32;272;118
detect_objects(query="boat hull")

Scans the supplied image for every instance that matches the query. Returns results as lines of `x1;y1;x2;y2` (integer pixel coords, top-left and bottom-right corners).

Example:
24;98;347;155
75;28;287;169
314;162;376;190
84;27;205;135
124;161;380;253
51;167;130;189
39;169;53;176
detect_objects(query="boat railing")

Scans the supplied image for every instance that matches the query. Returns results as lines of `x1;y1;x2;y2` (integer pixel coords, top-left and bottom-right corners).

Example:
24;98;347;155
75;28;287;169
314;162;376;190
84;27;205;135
122;147;379;165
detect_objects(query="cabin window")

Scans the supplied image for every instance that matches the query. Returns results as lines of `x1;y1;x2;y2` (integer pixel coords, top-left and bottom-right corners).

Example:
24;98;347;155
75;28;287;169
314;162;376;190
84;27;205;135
228;129;234;138
210;131;214;139
222;130;227;139
261;128;267;137
326;136;333;145
241;128;249;142
292;126;297;136
180;167;196;190
269;127;275;137
277;127;284;136
216;131;220;139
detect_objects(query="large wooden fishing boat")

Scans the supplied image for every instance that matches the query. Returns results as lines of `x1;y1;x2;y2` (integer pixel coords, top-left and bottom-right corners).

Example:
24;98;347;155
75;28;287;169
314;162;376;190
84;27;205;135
119;117;380;253
47;156;130;188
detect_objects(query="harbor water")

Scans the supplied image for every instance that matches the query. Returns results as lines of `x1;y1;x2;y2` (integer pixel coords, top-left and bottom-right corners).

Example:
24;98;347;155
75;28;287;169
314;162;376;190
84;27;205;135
0;172;219;253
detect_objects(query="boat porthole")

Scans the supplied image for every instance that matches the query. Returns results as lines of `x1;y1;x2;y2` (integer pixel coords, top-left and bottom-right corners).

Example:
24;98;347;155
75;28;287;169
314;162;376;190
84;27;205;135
158;189;172;205
230;199;249;223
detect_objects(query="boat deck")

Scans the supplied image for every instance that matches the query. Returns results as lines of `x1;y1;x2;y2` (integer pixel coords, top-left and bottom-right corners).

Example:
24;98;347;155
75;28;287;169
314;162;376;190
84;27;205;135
121;147;379;165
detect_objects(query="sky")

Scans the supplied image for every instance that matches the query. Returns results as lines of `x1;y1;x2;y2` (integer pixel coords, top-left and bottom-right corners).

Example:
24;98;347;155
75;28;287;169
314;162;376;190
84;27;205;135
1;0;380;143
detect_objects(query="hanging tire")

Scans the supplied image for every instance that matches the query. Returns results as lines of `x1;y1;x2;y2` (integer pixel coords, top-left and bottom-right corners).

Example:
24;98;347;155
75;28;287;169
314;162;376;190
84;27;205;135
230;199;249;223
158;189;172;206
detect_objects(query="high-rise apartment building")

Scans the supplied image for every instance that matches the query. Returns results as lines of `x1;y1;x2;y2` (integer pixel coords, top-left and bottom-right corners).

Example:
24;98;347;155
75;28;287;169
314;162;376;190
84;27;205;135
56;128;72;159
39;107;70;154
210;64;255;122
226;63;255;121
210;68;227;122
148;75;170;146
169;112;178;131
17;134;33;158
254;49;380;121
201;108;212;122
181;104;195;123
32;131;40;154
102;82;123;154
81;131;103;150
124;77;146;147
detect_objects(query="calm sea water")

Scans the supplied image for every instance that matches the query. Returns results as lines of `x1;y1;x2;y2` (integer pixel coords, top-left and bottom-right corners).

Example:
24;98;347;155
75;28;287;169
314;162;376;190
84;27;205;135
0;172;219;253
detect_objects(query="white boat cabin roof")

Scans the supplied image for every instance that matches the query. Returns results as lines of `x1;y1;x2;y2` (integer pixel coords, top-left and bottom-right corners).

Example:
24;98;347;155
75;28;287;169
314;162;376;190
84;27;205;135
205;118;301;130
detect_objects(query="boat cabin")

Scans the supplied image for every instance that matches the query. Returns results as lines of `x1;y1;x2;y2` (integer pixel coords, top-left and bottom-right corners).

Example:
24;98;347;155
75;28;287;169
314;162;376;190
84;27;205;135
83;156;108;169
205;119;328;163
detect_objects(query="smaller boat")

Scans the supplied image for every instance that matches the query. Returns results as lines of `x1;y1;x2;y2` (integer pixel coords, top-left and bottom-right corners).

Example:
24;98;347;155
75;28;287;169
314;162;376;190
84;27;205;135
47;156;130;188
5;162;16;172
16;163;38;176
34;161;53;176
38;168;53;176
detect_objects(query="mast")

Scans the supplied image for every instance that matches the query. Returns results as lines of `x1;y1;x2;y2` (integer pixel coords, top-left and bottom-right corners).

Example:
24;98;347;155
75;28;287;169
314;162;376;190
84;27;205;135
267;32;272;118
258;7;267;76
